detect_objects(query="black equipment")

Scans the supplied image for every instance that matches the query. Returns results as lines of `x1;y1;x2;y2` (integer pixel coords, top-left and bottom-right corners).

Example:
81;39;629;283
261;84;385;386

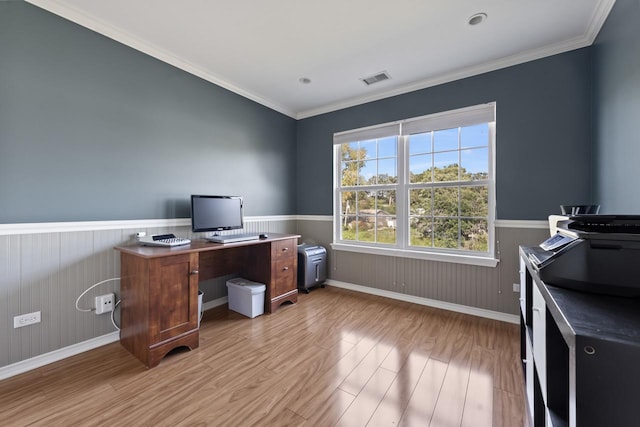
522;215;640;296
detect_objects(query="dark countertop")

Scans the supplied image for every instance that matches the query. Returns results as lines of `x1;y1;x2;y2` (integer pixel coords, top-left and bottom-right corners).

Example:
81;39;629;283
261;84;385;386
520;245;640;345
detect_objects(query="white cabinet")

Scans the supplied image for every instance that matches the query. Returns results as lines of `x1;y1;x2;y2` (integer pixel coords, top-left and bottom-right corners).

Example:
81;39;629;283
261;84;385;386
532;283;546;402
519;257;527;324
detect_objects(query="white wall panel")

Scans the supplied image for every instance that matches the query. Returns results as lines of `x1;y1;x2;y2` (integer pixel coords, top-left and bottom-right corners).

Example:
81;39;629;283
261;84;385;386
0;236;21;367
0;217;544;370
0;217;297;369
298;218;548;317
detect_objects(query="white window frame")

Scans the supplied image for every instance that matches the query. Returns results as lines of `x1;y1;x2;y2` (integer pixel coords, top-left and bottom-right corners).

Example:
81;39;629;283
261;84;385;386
332;103;498;267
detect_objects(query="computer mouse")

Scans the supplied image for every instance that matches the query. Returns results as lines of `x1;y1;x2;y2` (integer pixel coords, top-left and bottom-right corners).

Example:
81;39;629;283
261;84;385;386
259;233;268;239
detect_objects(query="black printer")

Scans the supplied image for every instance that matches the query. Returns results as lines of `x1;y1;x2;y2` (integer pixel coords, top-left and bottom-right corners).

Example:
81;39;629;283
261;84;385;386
522;215;640;296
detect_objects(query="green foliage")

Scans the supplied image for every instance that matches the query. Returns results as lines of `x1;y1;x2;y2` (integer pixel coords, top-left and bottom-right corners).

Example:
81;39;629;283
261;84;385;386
341;225;396;244
341;143;367;187
339;145;489;252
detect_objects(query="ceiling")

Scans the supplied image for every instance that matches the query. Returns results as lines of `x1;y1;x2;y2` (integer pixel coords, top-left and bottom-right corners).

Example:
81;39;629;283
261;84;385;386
26;0;615;119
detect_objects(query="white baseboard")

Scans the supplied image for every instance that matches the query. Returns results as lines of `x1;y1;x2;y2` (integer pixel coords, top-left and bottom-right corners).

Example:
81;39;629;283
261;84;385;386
202;296;228;311
0;297;230;381
0;331;120;381
0;286;515;381
326;279;519;324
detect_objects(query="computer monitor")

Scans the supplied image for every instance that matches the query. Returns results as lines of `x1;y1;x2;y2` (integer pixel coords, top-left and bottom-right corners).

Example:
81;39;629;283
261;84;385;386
190;195;244;232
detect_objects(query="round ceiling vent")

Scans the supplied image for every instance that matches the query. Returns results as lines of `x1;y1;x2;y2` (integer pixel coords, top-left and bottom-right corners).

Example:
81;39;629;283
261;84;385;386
468;13;487;26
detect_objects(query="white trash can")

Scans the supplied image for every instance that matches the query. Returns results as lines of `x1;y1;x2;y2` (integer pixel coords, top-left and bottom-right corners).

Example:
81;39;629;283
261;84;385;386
226;278;266;318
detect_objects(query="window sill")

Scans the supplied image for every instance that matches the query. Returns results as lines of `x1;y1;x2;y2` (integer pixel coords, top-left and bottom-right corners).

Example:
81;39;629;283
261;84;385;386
331;243;499;267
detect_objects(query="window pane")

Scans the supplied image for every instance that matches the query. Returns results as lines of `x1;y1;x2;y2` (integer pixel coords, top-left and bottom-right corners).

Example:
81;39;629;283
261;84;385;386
409;188;432;216
359;161;376;185
357;190;375;212
357;216;375;242
377;158;397;184
377;216;397;244
360;140;377;159
377;190;396;214
378;137;397;157
460;186;489;217
433;151;459;182
341;161;360;187
433;187;458;216
341;142;367;187
409;132;431;155
409;154;432;183
340;189;356;241
461;219;488;251
340;216;356;241
434;218;459;249
340;139;398;187
460;147;488;180
410;217;433;247
433;128;458;152
340;190;356;216
461;123;488;149
341;142;360;161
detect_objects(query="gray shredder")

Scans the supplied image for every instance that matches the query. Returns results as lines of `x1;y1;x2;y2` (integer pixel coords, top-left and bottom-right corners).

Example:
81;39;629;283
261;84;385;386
297;244;327;293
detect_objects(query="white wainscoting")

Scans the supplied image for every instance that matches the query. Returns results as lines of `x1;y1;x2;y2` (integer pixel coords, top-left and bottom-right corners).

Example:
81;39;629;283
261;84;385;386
0;216;547;379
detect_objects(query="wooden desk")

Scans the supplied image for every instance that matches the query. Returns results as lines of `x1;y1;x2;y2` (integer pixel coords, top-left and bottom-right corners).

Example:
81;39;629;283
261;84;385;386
115;233;299;367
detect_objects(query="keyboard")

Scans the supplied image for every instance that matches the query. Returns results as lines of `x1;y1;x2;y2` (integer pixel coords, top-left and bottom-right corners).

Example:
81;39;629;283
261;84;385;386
139;234;191;247
206;233;259;244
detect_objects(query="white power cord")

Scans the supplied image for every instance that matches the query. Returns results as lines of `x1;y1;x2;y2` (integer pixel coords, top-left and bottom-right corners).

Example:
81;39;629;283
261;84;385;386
75;277;121;330
111;299;121;331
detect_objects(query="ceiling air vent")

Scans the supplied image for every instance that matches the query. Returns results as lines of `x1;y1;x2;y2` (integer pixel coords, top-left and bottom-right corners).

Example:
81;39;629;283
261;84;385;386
361;71;391;86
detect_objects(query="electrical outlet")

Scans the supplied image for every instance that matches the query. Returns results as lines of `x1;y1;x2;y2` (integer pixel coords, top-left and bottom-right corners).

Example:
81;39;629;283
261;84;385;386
513;283;520;293
95;293;114;315
14;311;41;328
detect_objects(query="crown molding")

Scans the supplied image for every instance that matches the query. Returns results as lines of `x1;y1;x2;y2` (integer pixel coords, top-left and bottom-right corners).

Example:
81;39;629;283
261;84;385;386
296;33;600;119
297;0;615;120
585;0;617;44
24;0;617;121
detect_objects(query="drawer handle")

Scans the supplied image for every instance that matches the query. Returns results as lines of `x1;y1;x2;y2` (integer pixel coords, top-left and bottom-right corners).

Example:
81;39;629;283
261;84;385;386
282;247;289;252
532;307;541;312
190;270;199;275
283;266;289;271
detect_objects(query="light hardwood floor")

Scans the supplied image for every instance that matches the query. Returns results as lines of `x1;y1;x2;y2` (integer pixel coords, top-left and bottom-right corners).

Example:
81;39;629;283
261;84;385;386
0;286;528;426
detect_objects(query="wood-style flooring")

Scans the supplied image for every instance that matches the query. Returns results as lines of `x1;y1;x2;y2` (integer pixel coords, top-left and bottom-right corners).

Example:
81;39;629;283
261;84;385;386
0;286;528;426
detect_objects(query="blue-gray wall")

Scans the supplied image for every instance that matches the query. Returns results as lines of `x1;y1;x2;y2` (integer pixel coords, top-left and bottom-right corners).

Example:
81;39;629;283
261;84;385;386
296;50;593;220
4;0;633;225
0;2;296;223
592;0;640;213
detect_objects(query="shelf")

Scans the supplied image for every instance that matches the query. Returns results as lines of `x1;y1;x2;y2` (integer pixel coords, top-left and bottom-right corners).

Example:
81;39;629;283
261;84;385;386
520;246;640;427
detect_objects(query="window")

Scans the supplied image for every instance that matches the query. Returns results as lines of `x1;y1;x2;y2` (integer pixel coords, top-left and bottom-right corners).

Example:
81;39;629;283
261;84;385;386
333;103;496;266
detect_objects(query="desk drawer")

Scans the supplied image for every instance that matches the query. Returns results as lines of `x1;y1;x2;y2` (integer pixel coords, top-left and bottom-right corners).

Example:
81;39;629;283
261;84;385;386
274;258;296;294
274;239;295;259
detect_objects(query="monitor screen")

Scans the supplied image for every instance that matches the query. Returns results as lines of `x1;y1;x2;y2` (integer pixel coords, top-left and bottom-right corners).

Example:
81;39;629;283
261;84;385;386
191;195;244;232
